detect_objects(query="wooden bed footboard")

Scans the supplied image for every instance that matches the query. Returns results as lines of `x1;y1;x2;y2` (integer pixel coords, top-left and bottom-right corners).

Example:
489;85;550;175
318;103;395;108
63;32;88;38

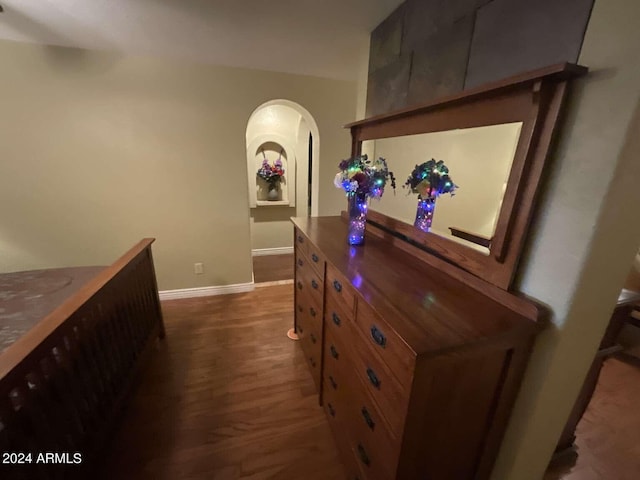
0;239;165;479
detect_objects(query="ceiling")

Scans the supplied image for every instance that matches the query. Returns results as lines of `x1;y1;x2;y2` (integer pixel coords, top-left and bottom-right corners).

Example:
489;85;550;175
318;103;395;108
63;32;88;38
0;0;402;81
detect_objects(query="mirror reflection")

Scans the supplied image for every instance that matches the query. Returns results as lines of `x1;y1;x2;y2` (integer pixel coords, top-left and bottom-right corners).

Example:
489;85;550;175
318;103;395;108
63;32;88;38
364;122;523;254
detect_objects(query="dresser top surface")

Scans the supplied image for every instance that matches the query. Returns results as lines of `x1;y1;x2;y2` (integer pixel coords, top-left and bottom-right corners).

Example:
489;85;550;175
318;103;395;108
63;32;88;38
292;216;540;354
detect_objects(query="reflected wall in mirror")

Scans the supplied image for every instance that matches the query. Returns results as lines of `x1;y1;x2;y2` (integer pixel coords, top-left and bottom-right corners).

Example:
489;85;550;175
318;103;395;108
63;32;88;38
364;122;522;253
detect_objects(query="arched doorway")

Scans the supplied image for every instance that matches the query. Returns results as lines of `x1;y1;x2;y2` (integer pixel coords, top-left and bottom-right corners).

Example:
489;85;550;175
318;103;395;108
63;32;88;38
246;100;320;282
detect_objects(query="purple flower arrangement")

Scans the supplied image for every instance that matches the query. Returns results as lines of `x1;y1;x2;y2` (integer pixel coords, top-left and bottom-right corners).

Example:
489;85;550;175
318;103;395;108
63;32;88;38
334;154;396;199
257;155;285;186
404;159;457;199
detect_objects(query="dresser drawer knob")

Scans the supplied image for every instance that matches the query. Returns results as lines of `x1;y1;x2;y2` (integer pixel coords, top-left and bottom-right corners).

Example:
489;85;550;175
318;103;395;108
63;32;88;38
297;305;303;313
297;281;303;290
311;253;319;262
328;402;335;417
361;407;375;430
298;324;304;333
366;367;381;389
311;279;319;290
333;280;342;292
310;307;316;317
357;444;370;466
330;345;339;359
297;235;304;243
332;312;341;326
310;333;317;344
310;357;316;368
329;375;337;389
297;258;304;267
370;326;386;348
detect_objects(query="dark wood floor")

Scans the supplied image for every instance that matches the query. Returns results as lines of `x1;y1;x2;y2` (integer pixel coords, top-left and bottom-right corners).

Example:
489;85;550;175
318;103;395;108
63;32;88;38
99;284;345;480
253;254;294;283
544;354;640;480
98;284;640;480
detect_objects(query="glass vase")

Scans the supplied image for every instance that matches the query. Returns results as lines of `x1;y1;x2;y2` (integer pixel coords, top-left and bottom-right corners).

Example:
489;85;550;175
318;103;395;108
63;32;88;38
347;191;368;245
267;182;279;201
414;196;436;233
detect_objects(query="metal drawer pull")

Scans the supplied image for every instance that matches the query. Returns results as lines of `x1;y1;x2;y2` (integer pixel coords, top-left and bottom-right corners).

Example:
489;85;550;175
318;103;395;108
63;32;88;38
330;345;339;359
297;305;303;313
297;258;303;266
311;253;319;262
298;324;304;333
310;357;316;367
311;279;319;289
310;307;316;317
370;326;386;348
333;280;342;292
357;444;370;466
310;333;317;344
297;235;304;243
361;407;375;430
328;403;335;417
332;312;341;326
366;367;381;389
329;375;337;389
297;281;303;290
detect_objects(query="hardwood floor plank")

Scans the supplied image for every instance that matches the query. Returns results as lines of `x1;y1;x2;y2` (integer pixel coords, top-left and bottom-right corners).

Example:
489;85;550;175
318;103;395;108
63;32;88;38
544;355;640;480
253;254;294;283
98;285;345;480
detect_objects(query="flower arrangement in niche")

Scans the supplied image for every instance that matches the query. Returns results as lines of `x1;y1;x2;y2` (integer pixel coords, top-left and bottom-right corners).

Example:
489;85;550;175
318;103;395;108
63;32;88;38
404;159;458;233
334;154;396;245
257;150;285;200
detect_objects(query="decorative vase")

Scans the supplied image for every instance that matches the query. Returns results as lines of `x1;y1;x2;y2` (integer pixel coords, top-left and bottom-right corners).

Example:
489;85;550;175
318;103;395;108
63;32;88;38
267;183;279;201
414;196;436;232
347;191;368;245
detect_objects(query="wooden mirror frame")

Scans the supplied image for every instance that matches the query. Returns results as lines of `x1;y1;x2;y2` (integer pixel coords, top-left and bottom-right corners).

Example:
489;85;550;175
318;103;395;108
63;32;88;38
346;63;588;290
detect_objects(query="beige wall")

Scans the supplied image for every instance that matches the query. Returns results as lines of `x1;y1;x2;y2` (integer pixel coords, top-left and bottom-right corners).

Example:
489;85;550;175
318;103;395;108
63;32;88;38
0;40;355;290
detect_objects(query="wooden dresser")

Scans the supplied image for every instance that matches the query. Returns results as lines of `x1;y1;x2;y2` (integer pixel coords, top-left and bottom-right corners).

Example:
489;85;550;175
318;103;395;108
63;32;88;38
292;216;542;480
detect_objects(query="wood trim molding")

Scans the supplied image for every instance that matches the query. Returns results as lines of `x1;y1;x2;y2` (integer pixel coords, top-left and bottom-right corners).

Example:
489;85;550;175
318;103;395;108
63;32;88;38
251;247;294;256
347;63;587;290
158;281;255;300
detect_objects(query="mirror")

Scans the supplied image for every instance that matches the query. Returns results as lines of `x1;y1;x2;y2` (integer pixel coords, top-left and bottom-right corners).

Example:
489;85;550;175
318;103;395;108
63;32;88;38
346;63;587;289
364;123;522;254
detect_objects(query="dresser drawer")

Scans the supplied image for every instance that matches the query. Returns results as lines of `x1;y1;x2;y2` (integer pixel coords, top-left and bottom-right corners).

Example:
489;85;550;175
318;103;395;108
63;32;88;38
297;287;323;329
324;329;400;466
305;242;325;279
326;263;356;316
294;228;309;258
348;334;409;439
348;428;394;480
300;326;322;391
295;253;324;309
354;299;415;391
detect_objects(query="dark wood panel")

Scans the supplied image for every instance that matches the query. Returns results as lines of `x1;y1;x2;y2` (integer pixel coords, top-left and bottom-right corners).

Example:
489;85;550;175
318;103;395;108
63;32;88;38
366;55;412;117
407;15;475;106
369;3;405;73
465;0;594;88
0;239;164;480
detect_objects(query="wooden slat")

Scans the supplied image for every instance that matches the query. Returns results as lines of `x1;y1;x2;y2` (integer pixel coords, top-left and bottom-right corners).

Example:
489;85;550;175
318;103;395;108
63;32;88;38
0;239;164;479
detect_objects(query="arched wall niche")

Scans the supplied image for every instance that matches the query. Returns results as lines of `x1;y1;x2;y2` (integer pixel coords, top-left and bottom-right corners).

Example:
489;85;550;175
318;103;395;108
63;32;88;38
249;138;294;206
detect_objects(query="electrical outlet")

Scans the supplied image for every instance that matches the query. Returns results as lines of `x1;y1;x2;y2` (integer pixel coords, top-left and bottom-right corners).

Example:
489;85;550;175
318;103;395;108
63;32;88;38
194;262;204;274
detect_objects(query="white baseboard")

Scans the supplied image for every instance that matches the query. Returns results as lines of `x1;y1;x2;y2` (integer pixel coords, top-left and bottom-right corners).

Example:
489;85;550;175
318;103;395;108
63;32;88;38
255;279;294;288
252;247;294;256
159;281;255;300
